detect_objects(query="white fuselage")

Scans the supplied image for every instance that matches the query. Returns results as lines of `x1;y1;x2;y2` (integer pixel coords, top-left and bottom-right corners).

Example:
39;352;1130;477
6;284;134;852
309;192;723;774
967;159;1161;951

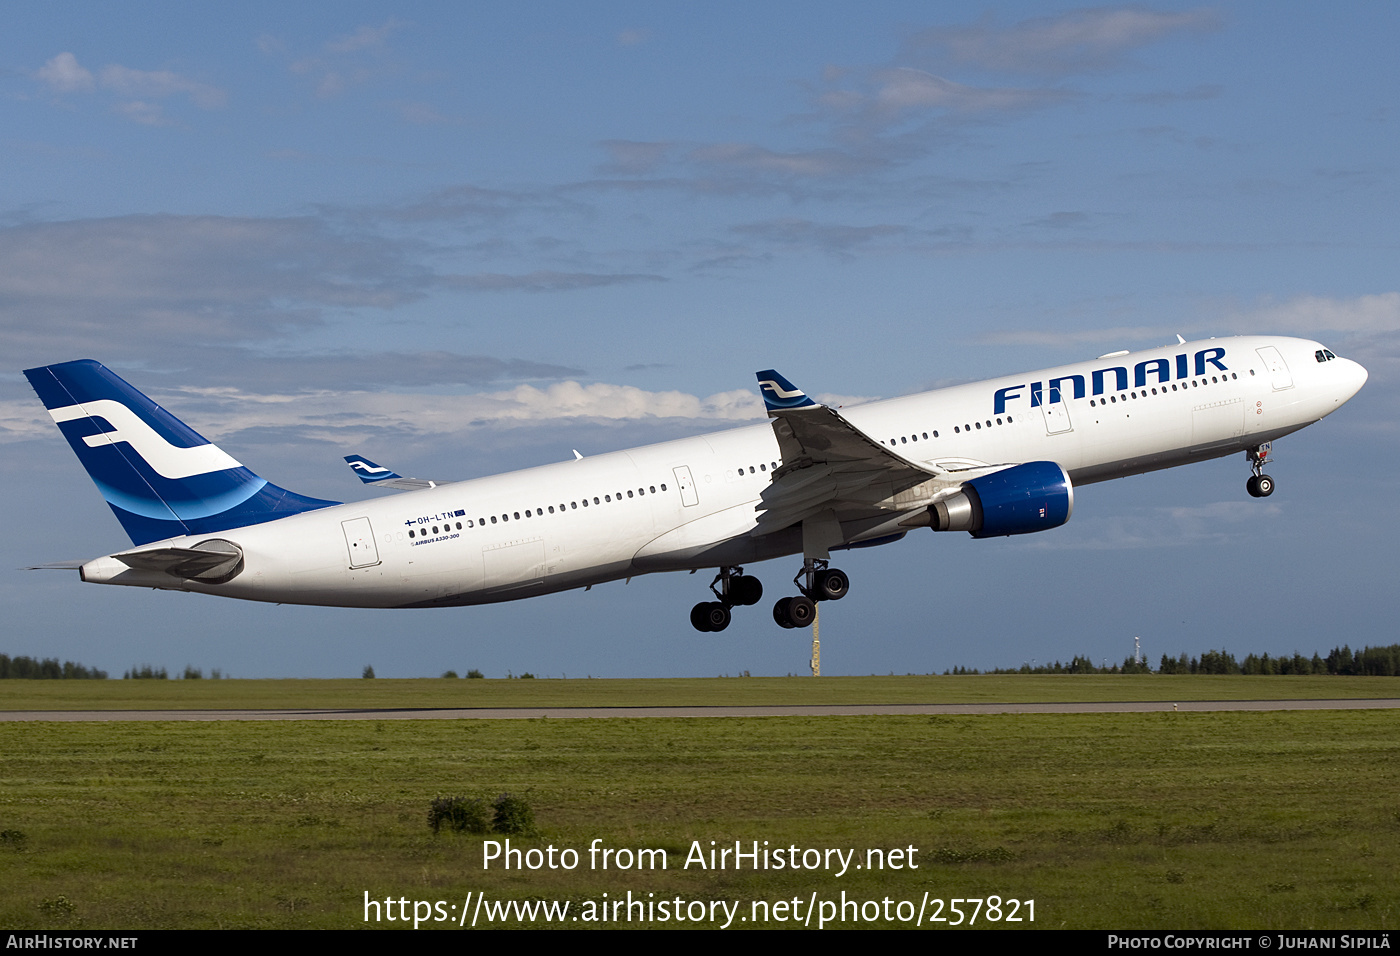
82;336;1366;608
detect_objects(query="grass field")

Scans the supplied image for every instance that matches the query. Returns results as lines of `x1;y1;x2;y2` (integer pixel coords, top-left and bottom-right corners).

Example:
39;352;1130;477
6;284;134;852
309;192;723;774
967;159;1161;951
3;673;1399;711
1;680;1397;930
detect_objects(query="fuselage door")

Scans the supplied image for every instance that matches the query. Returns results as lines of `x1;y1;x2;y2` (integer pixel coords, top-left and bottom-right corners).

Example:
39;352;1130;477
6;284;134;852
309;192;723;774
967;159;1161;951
1256;347;1293;391
673;465;699;507
1040;386;1073;435
341;517;381;568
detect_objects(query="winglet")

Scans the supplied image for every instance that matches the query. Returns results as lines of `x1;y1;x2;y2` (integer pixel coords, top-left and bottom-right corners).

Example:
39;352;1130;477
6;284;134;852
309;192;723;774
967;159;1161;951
756;369;818;412
344;454;403;485
343;454;445;491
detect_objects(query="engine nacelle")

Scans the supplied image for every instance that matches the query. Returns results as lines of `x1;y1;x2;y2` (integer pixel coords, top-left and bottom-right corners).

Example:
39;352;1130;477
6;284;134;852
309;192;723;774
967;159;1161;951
929;461;1074;538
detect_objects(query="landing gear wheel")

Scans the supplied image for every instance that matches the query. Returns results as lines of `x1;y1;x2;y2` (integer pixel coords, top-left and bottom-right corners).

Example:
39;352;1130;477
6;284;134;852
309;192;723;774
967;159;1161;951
814;568;849;601
691;602;711;631
773;597;796;629
691;601;731;632
786;595;817;629
1246;474;1275;498
729;575;763;607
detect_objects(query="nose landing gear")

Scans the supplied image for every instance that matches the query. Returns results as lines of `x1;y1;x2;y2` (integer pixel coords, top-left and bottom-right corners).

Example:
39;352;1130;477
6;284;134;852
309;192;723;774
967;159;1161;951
1246;444;1275;498
689;566;763;632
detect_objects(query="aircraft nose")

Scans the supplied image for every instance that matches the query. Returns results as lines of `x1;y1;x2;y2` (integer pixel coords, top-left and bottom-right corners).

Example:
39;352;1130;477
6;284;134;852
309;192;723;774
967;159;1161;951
1344;355;1366;391
1338;357;1368;401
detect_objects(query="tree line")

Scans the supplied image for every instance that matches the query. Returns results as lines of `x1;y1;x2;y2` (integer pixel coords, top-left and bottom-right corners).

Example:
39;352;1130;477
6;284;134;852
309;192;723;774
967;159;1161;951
947;644;1400;676
0;654;107;680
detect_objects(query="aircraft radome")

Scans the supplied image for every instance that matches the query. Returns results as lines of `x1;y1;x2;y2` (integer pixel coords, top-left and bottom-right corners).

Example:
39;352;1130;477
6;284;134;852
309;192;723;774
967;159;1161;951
24;335;1366;631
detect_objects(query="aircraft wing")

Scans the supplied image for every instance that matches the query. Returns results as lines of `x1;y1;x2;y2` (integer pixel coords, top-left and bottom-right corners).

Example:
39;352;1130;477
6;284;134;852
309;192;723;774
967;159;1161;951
752;370;1001;537
344;455;451;491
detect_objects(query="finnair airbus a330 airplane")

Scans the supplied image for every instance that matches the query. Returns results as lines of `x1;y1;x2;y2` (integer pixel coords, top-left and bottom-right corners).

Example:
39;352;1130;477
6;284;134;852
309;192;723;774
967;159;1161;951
25;334;1365;631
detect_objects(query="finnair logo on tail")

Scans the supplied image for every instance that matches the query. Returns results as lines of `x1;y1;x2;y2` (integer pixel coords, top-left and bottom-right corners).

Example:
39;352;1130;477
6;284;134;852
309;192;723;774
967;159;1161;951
348;460;391;476
344;455;401;483
756;369;817;410
49;400;243;480
758;379;805;401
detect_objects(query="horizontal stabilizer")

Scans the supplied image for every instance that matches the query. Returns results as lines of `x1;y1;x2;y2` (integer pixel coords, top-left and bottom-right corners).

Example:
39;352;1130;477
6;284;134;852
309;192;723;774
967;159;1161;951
113;539;244;583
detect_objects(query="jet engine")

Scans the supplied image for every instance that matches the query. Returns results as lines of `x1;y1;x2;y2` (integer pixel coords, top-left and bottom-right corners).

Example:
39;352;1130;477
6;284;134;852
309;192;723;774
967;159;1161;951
929;461;1073;538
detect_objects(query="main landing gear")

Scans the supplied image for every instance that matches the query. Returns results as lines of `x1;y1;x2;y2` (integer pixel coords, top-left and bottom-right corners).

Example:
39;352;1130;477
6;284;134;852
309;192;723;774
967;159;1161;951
690;566;764;632
772;558;849;630
1246;443;1275;498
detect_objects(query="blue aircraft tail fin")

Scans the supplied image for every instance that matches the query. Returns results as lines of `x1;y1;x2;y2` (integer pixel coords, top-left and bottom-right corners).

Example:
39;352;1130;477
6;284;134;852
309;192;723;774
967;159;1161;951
24;360;339;546
344;454;403;484
756;369;818;412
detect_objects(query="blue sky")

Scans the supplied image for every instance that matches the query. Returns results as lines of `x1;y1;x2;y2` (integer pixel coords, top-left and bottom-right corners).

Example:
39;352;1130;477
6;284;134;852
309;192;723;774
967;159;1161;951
1;3;1395;678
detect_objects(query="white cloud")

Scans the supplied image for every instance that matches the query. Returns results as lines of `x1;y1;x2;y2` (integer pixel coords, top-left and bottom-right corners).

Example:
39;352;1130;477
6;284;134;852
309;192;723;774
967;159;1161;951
731;218;908;255
869;68;1064;116
801;65;1073;159
110;100;170;126
279;20;406;99
99;64;226;109
1221;293;1400;335
0;400;54;443
0;214;424;361
910;7;1221;76
977;327;1174;348
0;382;767;448
978;295;1400;350
326;20;406;54
441;270;665;292
689;143;876;178
32;53;226;121
34;52;94;93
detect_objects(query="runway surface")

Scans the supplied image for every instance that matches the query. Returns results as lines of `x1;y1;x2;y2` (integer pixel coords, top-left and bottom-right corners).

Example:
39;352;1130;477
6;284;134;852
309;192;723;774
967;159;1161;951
3;698;1398;721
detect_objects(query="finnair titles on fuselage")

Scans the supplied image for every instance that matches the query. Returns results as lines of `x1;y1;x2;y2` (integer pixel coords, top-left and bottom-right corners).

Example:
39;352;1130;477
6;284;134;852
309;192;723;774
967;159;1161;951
25;335;1365;631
